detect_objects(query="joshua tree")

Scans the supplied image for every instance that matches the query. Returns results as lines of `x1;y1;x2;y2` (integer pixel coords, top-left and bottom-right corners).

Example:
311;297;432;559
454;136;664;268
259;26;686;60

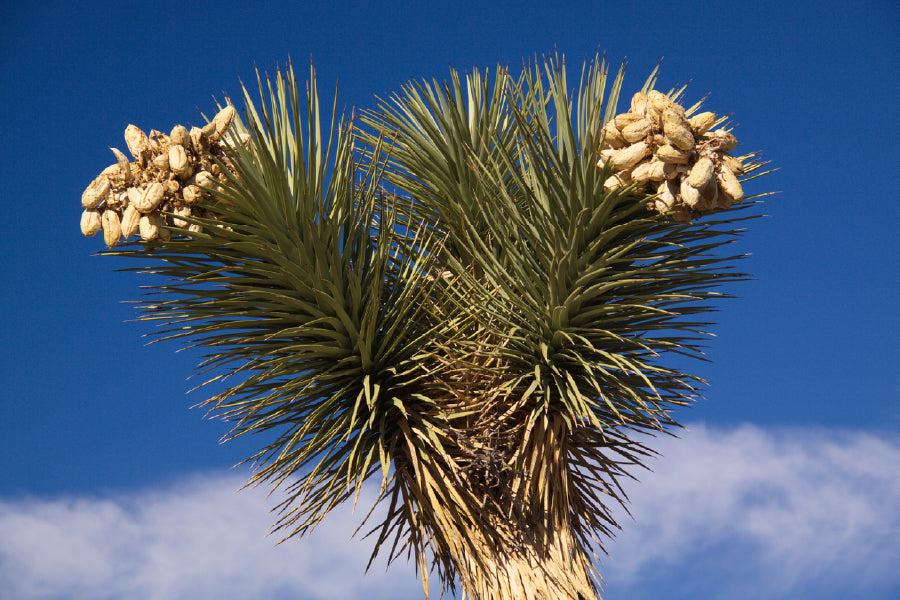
79;53;767;599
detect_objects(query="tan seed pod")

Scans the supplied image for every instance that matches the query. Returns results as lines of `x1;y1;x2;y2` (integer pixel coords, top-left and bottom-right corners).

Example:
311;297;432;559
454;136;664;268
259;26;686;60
630;92;649;116
166;179;180;194
82;175;110;209
172;206;192;228
100;164;121;177
631;159;655;184
604;171;632;191
170;125;190;147
168;145;192;179
194;170;215;189
182;184;203;205
213;105;236;135
621;118;653;143
124;125;150;159
596;146;618;169
696;177;718;211
662;109;695;151
663;161;679;179
645;105;662;129
709;128;739;151
138;214;166;241
614;112;645;130
655;179;678;212
188;222;203;234
80;209;102;237
190;126;209;154
688;112;717;136
152;152;170;170
133;182;165;213
201;119;218;140
647;157;667;181
648;90;671;113
716;165;744;207
720;152;745;175
601;120;626;149
101;209;122;247
610;141;649;170
656;144;692;164
120;204;141;238
110;147;133;184
680;177;703;208
687;156;715;189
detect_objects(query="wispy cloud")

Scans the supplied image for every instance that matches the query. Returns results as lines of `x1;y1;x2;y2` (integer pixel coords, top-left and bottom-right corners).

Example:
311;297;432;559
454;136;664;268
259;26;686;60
602;424;900;599
1;424;898;599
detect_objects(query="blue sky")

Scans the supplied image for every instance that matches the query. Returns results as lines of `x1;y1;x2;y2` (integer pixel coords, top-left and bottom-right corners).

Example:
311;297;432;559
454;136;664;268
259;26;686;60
1;1;898;598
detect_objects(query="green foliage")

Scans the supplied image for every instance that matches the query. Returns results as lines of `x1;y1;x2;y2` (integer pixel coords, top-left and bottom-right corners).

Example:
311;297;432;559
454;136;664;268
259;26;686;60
104;55;763;599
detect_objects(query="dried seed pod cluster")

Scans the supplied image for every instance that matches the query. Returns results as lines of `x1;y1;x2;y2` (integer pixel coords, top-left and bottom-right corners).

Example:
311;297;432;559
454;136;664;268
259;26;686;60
598;90;748;222
80;105;245;247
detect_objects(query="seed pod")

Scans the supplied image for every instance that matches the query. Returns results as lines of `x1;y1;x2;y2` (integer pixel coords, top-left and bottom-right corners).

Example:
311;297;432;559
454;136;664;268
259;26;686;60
168;145;192;179
170;125;190;147
630;92;648;116
601;120;626;149
655;179;678;212
645;105;663;129
604;171;632;191
680;177;702;208
194;170;215;190
720;152;745;175
709;128;738;151
213;105;236;135
647;157;667;181
614;113;645;130
188;222;203;234
101;209;122;247
172;205;192;228
656;144;692;164
100;164;121;177
648;90;671;113
631;159;655;184
124;125;149;159
201;119;218;140
80;209;102;237
110;147;133;184
687;156;715;189
663;161;679;180
597;147;618;169
152;152;170;170
165;179;180;194
717;165;744;208
190;127;209;154
610;141;649;170
128;182;166;214
139;214;167;241
120;204;141;238
662;109;695;151
621;118;652;143
696;177;718;211
82;175;110;209
688;112;717;136
182;185;202;204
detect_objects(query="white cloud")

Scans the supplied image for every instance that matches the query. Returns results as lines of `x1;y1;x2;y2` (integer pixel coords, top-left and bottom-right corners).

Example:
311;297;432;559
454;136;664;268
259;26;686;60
1;425;898;600
601;424;900;599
